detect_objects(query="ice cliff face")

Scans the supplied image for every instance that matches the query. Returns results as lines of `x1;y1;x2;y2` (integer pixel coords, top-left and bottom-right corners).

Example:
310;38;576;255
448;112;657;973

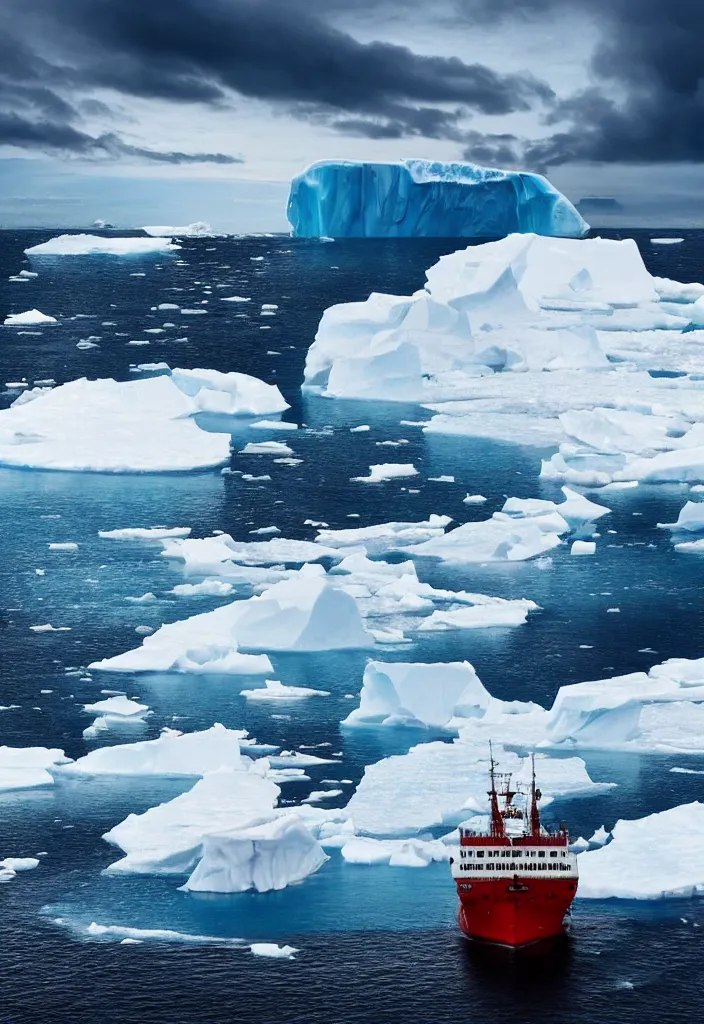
287;159;588;239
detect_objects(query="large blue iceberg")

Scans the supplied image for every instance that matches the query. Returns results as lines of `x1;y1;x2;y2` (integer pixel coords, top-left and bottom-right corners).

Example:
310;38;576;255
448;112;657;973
287;159;589;239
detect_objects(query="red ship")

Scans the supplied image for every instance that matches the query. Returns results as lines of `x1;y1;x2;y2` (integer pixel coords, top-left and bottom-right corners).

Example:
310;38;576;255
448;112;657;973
451;748;578;947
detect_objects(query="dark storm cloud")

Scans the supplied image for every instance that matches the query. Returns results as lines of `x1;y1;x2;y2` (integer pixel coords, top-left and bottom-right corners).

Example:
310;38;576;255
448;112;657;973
0;0;554;160
454;0;704;166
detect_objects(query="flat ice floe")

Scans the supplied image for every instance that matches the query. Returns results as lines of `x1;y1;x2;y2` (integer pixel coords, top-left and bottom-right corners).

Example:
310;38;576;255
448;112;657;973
578;802;704;899
315;515;451;554
58;724;249;777
99;527;192;541
346;747;609;836
89;565;372;674
160;532;337;569
403;513;564;563
352;464;418;483
0;375;231;473
142;222;213;237
103;768;281;875
0;745;71;791
241;679;330;701
82;696;150;719
182;814;327;892
340;835;449;867
24;234;180;256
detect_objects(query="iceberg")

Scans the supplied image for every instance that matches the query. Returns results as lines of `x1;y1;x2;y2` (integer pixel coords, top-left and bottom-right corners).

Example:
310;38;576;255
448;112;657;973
578;803;704;899
342;660;492;731
346;747;608;836
25;234;180;256
58;724;248;777
0;375;231;473
89;565;372;674
182;814;327;892
288;160;588;238
170;368;288;417
103;768;281;875
4;309;57;326
658;501;704;533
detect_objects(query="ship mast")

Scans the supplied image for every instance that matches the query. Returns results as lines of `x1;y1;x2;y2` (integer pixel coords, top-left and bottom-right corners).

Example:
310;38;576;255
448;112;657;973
529;753;542;837
488;741;506;839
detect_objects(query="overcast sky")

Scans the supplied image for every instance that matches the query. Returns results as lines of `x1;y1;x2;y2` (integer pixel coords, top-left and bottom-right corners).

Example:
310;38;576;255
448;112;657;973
1;0;701;230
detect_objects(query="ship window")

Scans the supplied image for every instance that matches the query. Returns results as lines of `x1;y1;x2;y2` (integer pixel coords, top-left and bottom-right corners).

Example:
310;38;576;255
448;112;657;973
501;851;509;858
476;851;484;858
550;851;558;858
538;851;545;858
561;851;566;857
514;851;522;858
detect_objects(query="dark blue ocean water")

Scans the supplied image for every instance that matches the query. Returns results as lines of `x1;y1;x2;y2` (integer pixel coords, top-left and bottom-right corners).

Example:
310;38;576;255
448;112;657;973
0;229;703;1024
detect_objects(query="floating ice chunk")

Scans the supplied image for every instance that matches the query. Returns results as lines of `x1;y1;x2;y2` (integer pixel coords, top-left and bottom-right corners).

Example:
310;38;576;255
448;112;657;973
25;234;179;256
417;603;535;630
340;836;448;866
405;514;563;563
170;580;234;597
620;448;704;485
658;501;704;533
343;661;491;731
30;623;71;632
352;464;418;483
0;857;39;872
48;542;78;551
288;160;588;238
65;921;243;945
59;724;248;777
428;475;454;482
99;526;191;541
250;943;298;959
670;767;704;775
463;494;487;504
162;534;338;567
544;655;704;752
90;565;371;674
674;538;704;554
170;368;288;417
0;376;231;473
347;747;607;836
578;803;704;899
350;425;370;432
0;745;70;791
249;526;280;536
104;768;281;875
316;515;450;554
125;593;157;604
184;814;327;893
571;541;596;556
588;826;610;846
250;419;298;431
82;696;150;719
241;441;294;456
241;680;330;701
221;296;251;303
650;238;684;245
4;309;57;326
143;222;212;237
302;790;343;804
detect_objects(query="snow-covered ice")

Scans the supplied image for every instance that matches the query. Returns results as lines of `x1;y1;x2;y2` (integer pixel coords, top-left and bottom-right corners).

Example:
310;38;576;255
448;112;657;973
170;368;288;417
241;441;294;456
0;376;231;473
0;745;71;791
104;768;281;875
183;814;327;892
404;513;564;563
241;680;330;701
4;309;57;326
25;234;180;256
250;943;298;959
340;836;449;867
99;527;192;541
288;160;588;238
315;515;451;554
89;565;372;674
352;464;418;483
578;803;704;899
82;696;150;719
59;724;248;777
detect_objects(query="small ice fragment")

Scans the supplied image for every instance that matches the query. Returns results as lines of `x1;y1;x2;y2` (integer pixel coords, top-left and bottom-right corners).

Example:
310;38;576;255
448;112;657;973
30;624;71;632
352;464;418;483
350;425;370;432
125;593;157;604
571;541;596;556
48;543;78;551
241;441;294;456
249;526;280;536
606;607;620;613
250;943;298;959
4;309;57;326
463;494;487;505
428;476;454;483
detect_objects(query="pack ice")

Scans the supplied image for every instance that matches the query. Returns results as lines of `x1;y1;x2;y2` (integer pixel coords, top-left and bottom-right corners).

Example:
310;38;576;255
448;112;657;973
0;368;286;472
24;234;180;256
346;747;608;837
89;565;372;674
578;803;704;899
288;160;588;238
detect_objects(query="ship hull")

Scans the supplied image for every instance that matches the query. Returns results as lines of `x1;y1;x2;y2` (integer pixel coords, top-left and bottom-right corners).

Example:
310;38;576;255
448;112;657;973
457;878;577;947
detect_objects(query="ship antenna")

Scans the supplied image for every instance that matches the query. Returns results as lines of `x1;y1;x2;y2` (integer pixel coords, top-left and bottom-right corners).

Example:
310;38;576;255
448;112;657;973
488;741;505;839
530;753;541;837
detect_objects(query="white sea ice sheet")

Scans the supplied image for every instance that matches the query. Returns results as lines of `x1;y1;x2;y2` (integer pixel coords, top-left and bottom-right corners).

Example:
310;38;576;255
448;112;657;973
315;515;451;554
250;943;298;959
99;527;192;541
241;680;330;701
352;464;418;483
578;803;704;899
405;514;563;563
58;724;248;777
340;836;449;867
25;234;180;256
183;814;327;892
0;745;71;791
4;309;57;326
0;376;231;473
82;696;150;718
